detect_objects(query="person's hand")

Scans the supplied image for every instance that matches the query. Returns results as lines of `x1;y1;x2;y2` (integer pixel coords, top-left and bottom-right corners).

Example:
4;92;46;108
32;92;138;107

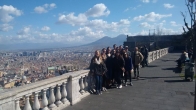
122;67;125;72
130;69;133;73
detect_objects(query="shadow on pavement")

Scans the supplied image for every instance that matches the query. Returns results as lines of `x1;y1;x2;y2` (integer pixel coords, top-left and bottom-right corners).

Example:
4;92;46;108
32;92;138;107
162;67;181;74
140;76;181;79
164;79;188;83
145;65;159;67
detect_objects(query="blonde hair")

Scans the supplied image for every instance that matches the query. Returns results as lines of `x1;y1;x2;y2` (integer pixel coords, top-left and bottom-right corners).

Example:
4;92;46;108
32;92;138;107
93;50;103;63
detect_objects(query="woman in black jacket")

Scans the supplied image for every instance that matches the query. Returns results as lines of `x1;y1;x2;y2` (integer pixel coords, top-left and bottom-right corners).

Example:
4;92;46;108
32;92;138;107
90;50;107;95
123;52;133;86
113;50;125;89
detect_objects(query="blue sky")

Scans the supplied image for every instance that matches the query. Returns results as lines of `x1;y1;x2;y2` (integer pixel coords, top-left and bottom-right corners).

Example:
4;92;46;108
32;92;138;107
0;0;191;46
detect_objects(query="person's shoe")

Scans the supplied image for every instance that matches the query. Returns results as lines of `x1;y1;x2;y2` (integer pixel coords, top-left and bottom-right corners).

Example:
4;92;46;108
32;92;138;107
125;82;127;87
96;92;99;95
100;91;102;95
104;88;108;91
133;76;136;79
137;77;140;80
130;82;133;86
119;85;122;89
116;85;119;88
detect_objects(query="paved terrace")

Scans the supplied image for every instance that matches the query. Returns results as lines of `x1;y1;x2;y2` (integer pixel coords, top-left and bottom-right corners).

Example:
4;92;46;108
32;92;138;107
65;52;195;110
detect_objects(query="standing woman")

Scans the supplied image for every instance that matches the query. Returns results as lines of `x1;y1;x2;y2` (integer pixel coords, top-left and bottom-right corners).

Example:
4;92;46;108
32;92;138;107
101;48;107;91
90;50;107;95
123;52;133;86
105;47;113;88
113;50;125;89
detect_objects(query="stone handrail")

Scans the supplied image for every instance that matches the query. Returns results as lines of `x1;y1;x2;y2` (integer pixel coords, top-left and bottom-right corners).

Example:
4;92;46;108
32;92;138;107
0;70;90;110
148;47;173;63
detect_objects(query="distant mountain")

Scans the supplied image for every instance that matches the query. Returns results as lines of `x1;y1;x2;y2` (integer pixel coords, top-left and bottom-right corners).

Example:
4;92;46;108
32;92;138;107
0;34;127;51
84;34;127;48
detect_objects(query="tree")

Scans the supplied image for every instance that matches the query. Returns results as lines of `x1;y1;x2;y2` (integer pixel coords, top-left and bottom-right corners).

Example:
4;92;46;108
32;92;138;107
181;0;196;109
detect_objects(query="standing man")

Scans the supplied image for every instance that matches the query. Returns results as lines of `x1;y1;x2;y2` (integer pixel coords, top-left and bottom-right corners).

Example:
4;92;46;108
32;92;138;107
143;45;149;67
132;47;144;79
125;46;131;57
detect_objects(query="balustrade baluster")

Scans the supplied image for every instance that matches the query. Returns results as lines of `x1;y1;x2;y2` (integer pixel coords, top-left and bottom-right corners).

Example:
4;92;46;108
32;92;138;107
55;84;62;107
79;76;85;94
23;95;32;110
84;75;88;91
15;98;21;110
42;89;49;110
48;86;56;109
61;82;68;104
33;92;40;110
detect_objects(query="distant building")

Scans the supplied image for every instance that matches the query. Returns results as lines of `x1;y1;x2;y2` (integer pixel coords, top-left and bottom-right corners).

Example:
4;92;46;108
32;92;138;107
124;34;184;52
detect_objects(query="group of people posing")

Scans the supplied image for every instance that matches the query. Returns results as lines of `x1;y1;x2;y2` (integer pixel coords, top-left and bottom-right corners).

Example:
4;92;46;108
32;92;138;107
89;44;149;95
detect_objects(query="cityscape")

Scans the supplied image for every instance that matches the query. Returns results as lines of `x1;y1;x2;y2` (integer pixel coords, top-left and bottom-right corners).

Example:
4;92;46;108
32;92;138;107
0;46;101;89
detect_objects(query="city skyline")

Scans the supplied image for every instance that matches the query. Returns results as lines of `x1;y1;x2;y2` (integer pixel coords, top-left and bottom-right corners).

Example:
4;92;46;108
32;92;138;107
0;0;188;47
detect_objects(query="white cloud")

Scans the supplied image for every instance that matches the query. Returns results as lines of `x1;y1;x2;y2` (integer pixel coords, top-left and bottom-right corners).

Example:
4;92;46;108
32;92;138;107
34;3;56;14
141;0;150;3
17;27;30;35
0;5;22;23
118;19;130;25
124;5;141;12
34;6;47;14
133;12;172;22
164;3;174;9
41;26;50;31
0;24;13;31
50;3;56;9
152;0;157;3
170;21;179;26
69;27;104;39
139;22;154;28
85;3;110;17
141;0;157;3
57;13;88;26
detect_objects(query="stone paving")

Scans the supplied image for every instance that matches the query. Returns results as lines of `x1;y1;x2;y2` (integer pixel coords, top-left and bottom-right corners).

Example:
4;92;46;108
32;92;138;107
64;52;195;110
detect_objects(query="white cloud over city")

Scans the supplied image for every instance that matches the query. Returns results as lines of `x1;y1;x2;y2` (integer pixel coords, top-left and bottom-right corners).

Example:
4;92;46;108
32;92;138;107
0;5;23;23
164;3;174;9
133;12;172;22
34;3;56;14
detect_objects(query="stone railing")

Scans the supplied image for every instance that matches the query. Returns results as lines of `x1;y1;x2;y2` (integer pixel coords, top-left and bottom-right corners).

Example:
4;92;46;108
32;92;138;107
0;70;90;110
148;47;174;63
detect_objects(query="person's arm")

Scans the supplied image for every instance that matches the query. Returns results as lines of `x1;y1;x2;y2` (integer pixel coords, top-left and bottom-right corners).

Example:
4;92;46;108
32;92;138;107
89;58;94;74
102;62;107;75
139;52;144;63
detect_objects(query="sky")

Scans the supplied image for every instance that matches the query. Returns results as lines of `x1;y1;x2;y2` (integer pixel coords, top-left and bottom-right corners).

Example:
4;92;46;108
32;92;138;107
0;0;192;46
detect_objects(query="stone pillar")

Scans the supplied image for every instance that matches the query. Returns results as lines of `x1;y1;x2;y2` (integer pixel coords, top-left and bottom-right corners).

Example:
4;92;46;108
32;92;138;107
68;75;81;105
61;82;68;104
15;98;21;110
23;95;32;110
42;89;49;110
48;86;56;109
55;84;62;107
33;92;40;110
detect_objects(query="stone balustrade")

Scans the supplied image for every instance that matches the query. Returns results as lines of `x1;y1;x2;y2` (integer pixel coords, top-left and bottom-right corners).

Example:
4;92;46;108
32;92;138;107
148;47;173;63
0;70;89;110
0;47;173;110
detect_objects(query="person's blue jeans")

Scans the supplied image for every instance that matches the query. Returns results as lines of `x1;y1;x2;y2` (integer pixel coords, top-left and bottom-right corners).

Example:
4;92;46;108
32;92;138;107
95;75;102;93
